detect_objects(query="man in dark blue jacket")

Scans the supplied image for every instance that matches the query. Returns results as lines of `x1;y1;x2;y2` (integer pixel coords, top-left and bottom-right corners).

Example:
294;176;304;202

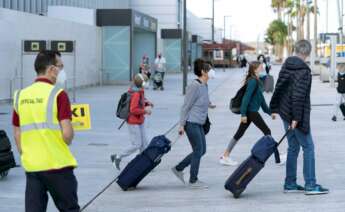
270;40;329;195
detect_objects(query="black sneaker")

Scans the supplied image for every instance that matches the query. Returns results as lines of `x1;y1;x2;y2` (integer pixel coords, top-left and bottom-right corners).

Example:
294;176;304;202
110;154;121;170
284;184;305;193
332;116;337;122
305;184;329;195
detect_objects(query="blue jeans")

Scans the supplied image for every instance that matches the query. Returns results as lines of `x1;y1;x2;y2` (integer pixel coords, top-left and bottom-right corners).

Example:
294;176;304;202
175;122;206;183
283;121;316;188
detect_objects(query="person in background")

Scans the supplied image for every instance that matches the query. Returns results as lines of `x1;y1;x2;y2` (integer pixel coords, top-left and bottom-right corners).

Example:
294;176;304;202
139;55;151;89
258;54;271;75
111;73;154;170
332;63;345;121
154;53;167;90
140;54;151;80
241;56;248;68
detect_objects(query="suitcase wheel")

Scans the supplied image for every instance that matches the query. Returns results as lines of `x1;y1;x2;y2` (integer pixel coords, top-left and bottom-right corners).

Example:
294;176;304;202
127;186;136;191
0;170;9;179
233;192;240;199
122;186;136;191
233;188;245;199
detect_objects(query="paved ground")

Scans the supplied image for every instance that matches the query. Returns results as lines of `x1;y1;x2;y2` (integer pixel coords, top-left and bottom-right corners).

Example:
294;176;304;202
1;66;345;212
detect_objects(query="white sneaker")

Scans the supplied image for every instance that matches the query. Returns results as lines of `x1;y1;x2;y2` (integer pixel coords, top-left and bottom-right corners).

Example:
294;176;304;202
188;180;209;189
219;156;238;166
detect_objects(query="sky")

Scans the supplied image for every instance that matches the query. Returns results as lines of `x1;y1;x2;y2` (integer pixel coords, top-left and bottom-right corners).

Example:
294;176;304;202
187;0;342;43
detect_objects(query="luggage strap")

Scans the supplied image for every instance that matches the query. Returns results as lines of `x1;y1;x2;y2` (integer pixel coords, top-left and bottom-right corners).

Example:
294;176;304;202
274;129;292;164
274;149;280;164
277;129;291;146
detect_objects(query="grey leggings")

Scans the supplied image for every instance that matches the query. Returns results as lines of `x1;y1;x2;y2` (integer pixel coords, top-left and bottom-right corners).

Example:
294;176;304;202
227;112;271;153
119;123;148;159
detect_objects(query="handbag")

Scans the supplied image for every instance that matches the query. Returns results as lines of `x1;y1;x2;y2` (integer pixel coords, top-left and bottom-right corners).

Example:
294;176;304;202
203;116;211;135
340;103;345;117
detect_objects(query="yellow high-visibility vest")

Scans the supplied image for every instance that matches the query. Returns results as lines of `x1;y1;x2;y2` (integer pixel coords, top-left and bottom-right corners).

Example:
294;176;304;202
14;81;77;172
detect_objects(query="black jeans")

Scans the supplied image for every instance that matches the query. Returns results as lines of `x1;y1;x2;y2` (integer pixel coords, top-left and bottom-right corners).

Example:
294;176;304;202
233;112;271;140
175;122;206;183
25;168;80;212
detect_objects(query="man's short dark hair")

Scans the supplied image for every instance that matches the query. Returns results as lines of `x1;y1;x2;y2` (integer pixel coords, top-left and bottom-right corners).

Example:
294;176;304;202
194;58;211;77
34;50;61;75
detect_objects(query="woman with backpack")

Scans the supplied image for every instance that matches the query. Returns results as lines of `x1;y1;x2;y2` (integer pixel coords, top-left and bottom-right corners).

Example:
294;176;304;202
219;61;274;166
171;58;212;189
110;73;154;170
332;63;345;121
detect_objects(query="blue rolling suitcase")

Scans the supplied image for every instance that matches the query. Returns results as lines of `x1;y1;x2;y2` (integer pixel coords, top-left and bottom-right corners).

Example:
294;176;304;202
116;135;171;191
225;133;288;198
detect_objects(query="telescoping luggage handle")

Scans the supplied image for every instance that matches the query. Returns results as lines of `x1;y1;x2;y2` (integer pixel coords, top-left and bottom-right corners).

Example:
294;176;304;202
163;122;182;147
277;128;292;147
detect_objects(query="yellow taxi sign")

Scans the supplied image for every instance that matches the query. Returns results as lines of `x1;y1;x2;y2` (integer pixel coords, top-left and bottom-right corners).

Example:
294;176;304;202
71;104;91;131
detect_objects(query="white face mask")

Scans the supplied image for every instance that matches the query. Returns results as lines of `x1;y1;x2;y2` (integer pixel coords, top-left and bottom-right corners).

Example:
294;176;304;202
57;69;67;85
208;69;216;79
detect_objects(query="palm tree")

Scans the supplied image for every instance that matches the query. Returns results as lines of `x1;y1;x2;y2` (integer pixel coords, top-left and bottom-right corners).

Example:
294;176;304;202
265;19;288;61
285;0;295;55
285;0;316;41
314;0;318;56
272;0;288;20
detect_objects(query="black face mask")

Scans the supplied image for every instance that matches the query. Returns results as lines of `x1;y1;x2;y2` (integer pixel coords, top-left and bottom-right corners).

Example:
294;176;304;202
158;56;161;59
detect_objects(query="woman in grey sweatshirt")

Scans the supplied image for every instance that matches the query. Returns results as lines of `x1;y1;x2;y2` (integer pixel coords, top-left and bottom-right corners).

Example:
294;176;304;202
171;59;211;189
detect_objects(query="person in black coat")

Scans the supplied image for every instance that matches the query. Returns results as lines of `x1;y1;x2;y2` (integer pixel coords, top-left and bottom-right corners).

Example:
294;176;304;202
270;40;329;195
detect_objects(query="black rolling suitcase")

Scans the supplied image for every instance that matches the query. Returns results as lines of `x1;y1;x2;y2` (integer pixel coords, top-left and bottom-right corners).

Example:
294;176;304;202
225;132;288;198
116;135;171;191
0;130;16;179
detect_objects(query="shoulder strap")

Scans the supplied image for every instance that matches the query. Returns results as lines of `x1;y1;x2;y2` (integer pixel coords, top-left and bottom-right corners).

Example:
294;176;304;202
195;79;202;84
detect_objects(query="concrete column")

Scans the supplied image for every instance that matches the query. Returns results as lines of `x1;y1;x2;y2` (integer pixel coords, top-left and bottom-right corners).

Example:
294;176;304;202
310;39;315;74
330;35;337;88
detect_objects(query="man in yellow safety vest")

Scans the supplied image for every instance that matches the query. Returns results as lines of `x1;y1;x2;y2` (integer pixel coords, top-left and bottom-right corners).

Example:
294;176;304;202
12;50;79;212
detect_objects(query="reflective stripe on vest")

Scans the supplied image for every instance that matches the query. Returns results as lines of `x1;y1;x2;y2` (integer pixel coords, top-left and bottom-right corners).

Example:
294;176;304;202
15;86;61;132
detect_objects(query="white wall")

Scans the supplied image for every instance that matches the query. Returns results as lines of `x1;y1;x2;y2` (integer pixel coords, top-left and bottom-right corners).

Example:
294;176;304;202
188;11;211;40
131;0;180;53
131;0;179;27
48;6;96;25
48;0;130;9
214;28;223;43
0;8;101;100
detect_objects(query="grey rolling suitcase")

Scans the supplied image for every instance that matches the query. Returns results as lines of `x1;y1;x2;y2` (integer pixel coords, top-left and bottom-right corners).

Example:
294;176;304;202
264;75;274;93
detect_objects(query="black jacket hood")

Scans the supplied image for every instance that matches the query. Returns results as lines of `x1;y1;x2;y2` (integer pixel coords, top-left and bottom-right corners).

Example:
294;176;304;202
284;56;310;71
